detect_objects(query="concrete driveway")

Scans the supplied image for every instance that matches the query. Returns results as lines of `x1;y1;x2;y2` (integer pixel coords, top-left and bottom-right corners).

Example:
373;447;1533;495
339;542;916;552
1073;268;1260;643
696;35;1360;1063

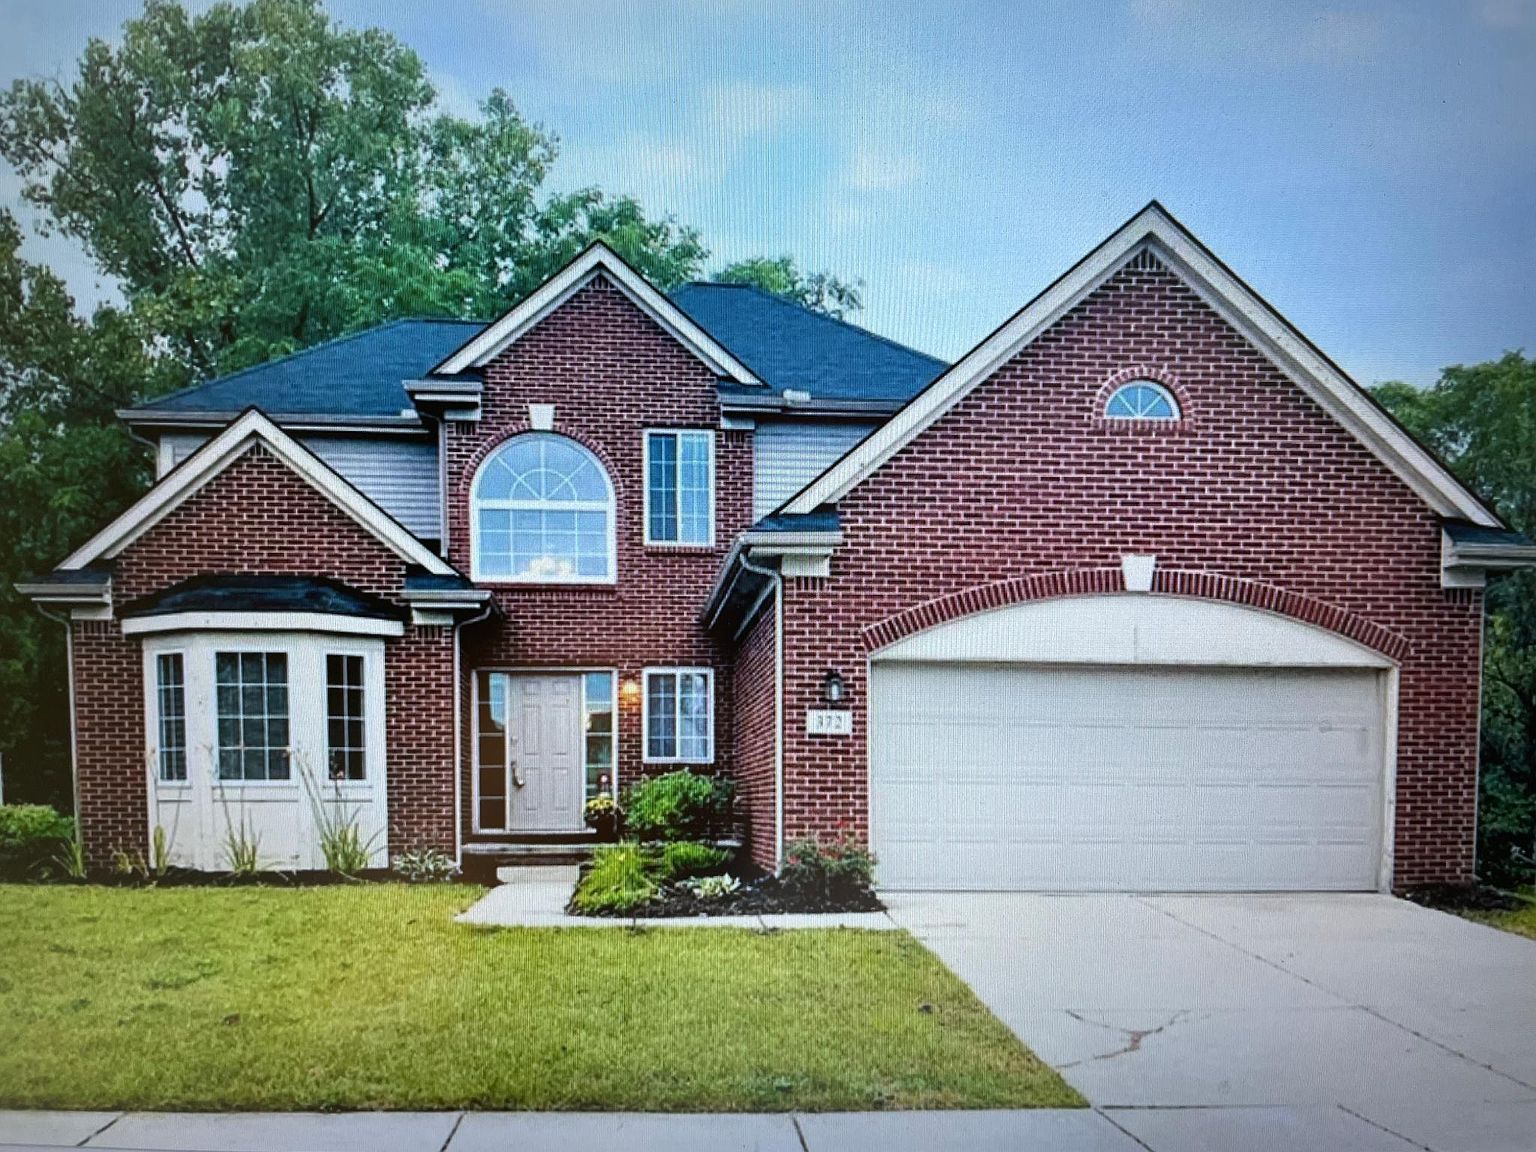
886;892;1536;1152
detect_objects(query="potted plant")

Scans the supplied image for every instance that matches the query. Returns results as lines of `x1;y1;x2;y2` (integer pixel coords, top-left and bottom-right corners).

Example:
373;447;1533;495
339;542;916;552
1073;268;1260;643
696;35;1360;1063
584;793;621;841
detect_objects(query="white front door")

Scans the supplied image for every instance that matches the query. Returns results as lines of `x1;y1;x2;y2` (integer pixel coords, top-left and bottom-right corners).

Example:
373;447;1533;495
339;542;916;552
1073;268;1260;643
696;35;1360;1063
508;674;584;832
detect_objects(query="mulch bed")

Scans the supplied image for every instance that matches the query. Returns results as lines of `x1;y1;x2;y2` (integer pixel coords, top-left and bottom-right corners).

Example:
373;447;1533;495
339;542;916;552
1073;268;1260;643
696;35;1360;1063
1401;883;1530;914
570;873;885;919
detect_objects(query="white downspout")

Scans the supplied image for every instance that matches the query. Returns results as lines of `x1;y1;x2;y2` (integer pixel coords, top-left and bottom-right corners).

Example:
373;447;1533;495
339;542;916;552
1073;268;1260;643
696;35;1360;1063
737;551;784;870
451;600;495;871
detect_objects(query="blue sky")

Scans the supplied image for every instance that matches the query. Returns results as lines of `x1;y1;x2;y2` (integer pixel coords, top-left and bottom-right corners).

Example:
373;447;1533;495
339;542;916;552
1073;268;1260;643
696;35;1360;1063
3;0;1533;385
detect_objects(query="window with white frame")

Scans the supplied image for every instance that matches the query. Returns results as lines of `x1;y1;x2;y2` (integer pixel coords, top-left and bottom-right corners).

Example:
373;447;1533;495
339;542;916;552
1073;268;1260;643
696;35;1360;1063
643;668;713;762
326;654;367;781
473;433;615;582
583;671;615;799
1105;380;1180;420
215;652;290;781
645;430;713;545
155;652;186;782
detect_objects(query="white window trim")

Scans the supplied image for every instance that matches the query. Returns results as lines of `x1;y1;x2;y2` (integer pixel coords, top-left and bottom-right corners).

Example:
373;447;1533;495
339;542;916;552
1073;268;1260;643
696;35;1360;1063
1105;380;1181;421
469;434;618;585
324;652;370;783
580;670;619;803
641;666;715;765
153;649;189;786
142;631;388;870
643;429;716;549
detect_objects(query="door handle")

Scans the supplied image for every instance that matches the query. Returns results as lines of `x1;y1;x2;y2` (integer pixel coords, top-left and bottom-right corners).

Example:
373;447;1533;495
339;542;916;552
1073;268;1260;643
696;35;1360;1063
511;760;526;789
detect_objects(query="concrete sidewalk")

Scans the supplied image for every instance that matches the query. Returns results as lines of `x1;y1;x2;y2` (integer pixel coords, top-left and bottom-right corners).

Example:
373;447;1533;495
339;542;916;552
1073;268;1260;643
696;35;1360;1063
0;1108;1140;1152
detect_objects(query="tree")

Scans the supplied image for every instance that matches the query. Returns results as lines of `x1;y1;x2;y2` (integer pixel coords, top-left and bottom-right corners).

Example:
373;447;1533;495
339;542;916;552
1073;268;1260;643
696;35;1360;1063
1375;353;1536;883
0;210;175;805
714;255;864;318
0;0;706;379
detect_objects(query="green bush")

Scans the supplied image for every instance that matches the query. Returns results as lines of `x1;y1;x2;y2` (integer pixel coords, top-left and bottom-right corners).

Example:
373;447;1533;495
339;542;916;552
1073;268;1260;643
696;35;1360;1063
657;841;733;882
392;847;458;883
780;833;876;903
0;805;76;880
622;771;733;841
570;843;658;914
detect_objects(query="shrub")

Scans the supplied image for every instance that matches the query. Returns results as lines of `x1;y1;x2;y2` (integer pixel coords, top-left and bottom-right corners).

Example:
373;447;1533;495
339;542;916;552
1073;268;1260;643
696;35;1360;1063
622;771;733;841
392;847;459;883
780;833;876;904
570;843;658;914
657;840;733;882
0;805;76;880
686;873;741;900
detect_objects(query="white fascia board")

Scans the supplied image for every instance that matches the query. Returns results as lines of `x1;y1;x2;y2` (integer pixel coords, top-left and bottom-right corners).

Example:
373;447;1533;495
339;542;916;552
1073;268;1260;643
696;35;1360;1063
60;409;456;575
121;611;405;637
433;243;761;385
15;580;111;605
783;204;1499;527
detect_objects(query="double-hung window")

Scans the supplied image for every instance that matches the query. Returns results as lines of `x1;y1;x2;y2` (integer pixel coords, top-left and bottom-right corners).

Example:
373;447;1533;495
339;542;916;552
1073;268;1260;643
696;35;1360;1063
643;668;714;763
215;652;290;781
325;654;367;781
155;653;187;782
645;430;714;546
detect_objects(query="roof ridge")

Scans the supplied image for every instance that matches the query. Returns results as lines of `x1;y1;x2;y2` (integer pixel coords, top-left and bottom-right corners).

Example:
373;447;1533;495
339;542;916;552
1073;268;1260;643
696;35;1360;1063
139;316;486;410
676;281;946;368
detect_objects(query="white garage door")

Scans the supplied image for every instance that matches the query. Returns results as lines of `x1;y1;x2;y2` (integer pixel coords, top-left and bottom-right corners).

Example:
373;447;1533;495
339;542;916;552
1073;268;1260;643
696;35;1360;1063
870;662;1386;892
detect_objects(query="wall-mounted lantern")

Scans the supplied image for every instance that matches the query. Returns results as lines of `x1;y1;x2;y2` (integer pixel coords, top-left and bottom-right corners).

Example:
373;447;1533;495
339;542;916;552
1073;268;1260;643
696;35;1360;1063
823;669;846;706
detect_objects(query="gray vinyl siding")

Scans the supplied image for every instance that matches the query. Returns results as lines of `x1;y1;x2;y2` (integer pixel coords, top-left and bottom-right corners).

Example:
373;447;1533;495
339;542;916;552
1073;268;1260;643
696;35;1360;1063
161;431;441;540
752;420;876;519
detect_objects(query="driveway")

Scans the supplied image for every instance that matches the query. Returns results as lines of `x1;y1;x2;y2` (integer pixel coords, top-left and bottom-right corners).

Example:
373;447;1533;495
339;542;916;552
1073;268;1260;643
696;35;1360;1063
886;892;1536;1152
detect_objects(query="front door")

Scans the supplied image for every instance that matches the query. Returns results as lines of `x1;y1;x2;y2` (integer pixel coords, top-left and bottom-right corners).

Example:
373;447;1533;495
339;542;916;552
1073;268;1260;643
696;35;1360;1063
508;674;584;831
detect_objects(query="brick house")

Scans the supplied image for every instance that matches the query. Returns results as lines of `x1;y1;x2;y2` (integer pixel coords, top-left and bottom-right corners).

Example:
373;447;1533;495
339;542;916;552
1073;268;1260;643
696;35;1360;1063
21;203;1535;890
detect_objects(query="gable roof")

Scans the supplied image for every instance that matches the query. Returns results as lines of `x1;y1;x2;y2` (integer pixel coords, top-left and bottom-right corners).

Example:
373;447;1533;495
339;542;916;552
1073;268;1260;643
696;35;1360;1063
670;282;946;405
59;409;456;575
431;243;760;383
126;319;485;425
782;202;1502;527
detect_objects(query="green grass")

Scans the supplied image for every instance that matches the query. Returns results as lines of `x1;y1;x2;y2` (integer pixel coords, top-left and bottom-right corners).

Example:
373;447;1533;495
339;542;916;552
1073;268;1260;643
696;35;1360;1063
1461;889;1536;941
0;884;1080;1112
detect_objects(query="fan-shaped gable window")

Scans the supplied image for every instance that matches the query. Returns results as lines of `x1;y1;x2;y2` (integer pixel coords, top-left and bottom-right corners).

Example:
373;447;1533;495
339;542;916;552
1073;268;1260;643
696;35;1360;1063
472;434;615;582
1105;380;1180;421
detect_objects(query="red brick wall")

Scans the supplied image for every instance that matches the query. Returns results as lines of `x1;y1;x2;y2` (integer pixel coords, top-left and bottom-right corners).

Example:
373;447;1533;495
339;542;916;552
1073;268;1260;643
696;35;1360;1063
445;275;752;836
775;252;1483;889
730;596;778;869
71;445;457;866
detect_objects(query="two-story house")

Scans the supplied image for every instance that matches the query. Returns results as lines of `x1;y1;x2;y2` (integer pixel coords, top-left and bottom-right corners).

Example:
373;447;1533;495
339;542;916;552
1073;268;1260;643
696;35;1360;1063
21;203;1535;891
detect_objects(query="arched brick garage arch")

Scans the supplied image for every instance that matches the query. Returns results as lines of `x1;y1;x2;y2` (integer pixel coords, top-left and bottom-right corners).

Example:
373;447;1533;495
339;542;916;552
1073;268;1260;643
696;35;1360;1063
859;565;1410;663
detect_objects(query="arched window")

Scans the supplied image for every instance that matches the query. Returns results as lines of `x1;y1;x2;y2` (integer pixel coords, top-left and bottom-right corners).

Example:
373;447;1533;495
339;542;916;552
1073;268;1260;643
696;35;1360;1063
472;434;615;582
1105;380;1180;421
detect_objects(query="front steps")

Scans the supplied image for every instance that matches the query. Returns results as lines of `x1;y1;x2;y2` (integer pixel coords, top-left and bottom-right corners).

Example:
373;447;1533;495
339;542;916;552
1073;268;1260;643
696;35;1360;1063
460;831;596;883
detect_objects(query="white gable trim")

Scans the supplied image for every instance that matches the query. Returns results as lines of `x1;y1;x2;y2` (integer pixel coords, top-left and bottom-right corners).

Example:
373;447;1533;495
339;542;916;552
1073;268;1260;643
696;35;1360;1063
433;242;761;384
60;409;456;574
784;203;1499;527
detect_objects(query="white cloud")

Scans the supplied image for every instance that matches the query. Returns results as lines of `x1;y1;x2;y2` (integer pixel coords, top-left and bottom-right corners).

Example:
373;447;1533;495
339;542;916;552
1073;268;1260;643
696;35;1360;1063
706;81;813;140
845;149;922;192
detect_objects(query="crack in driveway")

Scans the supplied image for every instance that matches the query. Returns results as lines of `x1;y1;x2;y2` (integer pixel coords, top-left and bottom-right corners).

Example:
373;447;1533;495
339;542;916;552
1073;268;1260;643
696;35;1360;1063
1056;1009;1189;1069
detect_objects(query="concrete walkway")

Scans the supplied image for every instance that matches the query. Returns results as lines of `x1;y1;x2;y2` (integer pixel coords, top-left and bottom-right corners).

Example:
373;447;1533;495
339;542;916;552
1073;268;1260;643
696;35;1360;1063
454;866;897;930
886;892;1536;1152
0;1108;1142;1151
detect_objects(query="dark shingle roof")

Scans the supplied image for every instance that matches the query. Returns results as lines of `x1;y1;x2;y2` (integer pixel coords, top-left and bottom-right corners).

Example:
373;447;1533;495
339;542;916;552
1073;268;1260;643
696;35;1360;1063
1443;521;1533;548
128;289;946;421
122;574;403;620
670;283;945;404
137;319;486;419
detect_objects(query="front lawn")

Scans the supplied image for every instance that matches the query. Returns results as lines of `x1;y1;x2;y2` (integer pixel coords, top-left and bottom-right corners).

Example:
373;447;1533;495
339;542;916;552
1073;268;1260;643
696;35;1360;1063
0;884;1080;1112
1462;889;1536;940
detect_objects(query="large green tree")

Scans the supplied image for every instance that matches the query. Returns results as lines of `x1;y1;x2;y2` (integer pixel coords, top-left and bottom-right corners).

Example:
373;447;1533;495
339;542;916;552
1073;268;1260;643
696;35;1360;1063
0;210;175;804
713;255;864;318
1376;353;1536;884
0;0;707;379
